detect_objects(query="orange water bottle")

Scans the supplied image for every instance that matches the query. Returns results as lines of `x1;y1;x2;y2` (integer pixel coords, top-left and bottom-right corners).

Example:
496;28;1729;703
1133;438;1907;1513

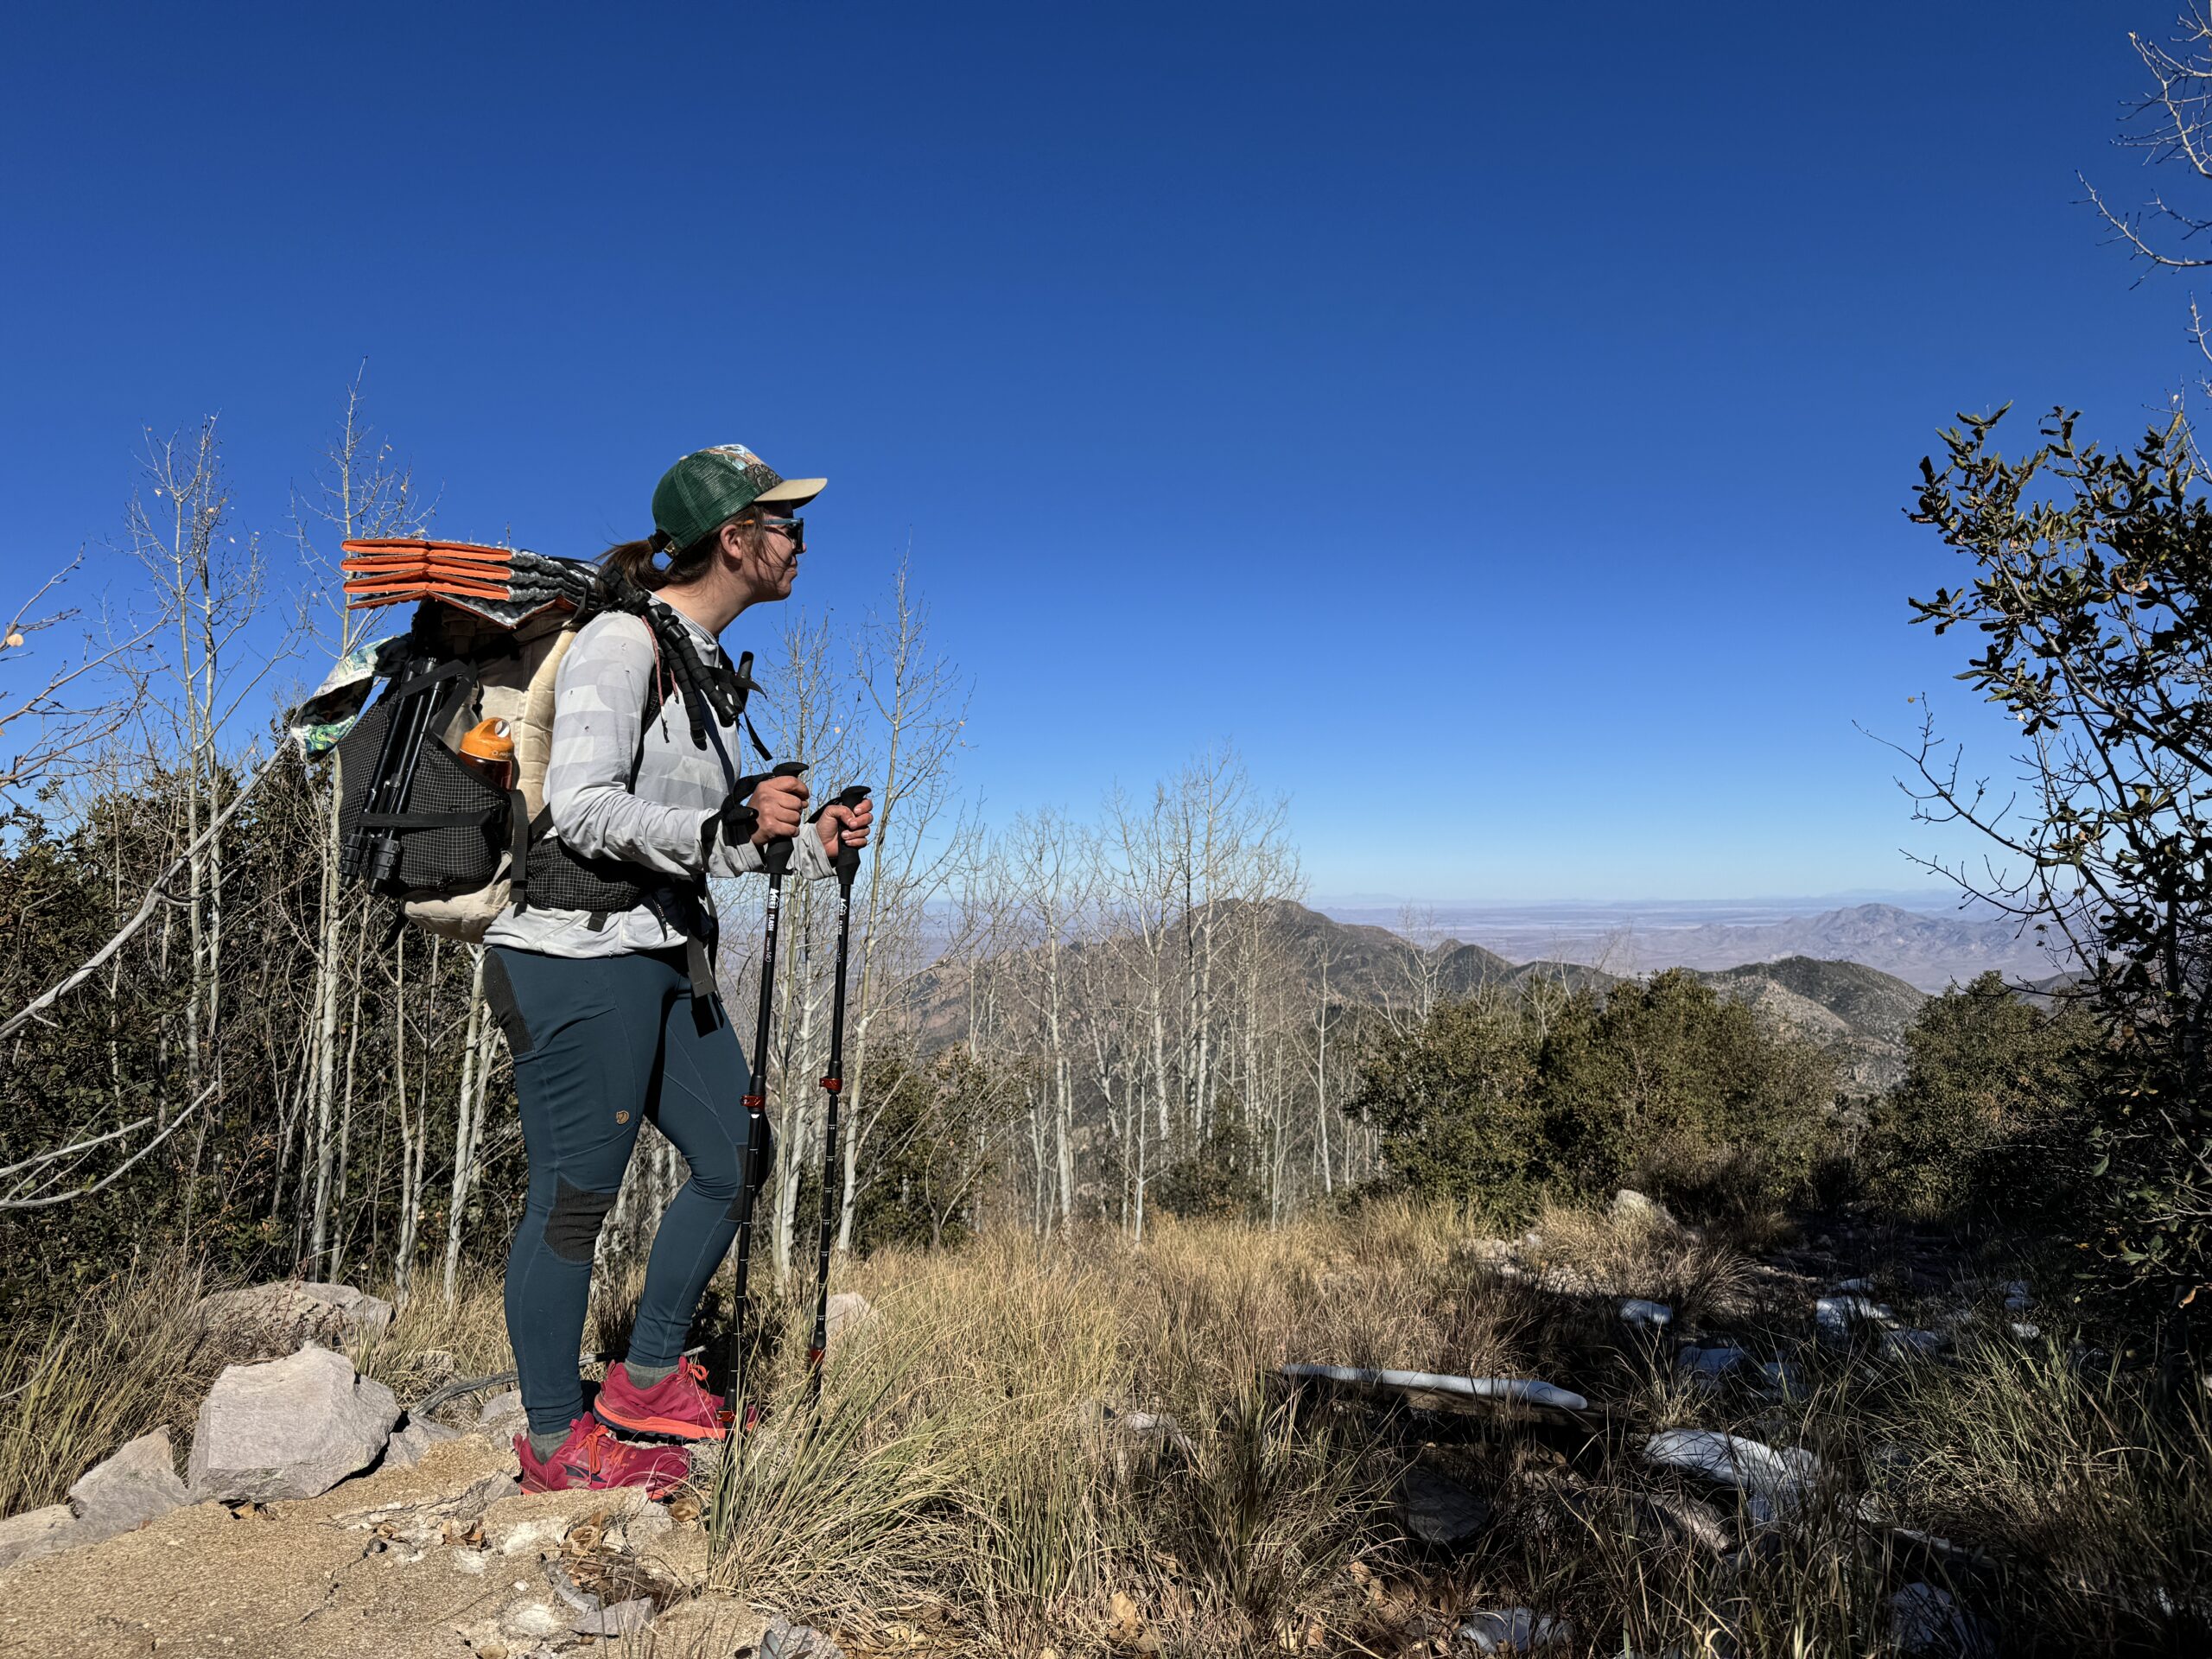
459;718;515;791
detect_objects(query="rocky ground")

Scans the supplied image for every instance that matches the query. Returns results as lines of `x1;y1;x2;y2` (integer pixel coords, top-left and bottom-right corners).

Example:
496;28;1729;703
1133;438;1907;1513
0;1284;830;1659
0;1433;762;1659
0;1205;2190;1657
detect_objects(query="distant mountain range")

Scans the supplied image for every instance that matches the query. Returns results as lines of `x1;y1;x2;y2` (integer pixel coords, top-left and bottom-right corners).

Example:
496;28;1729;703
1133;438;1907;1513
1319;899;2064;995
1253;900;1925;1092
913;899;1930;1095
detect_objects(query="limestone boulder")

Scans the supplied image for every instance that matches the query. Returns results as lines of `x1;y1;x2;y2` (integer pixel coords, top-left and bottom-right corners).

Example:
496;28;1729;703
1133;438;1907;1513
68;1429;188;1542
188;1344;401;1502
1459;1609;1571;1652
383;1416;467;1471
0;1504;78;1570
824;1292;876;1351
190;1281;393;1358
1611;1187;1673;1227
1642;1428;1821;1520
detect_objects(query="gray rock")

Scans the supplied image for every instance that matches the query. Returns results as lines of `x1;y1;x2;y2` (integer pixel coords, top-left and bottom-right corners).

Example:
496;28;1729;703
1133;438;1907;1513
67;1429;188;1542
188;1344;402;1502
1881;1328;1950;1360
2008;1320;2043;1342
1393;1465;1491;1546
1611;1188;1671;1226
572;1596;656;1636
190;1281;394;1356
476;1388;524;1426
1890;1581;1993;1656
1280;1363;1587;1413
383;1416;466;1471
2002;1281;2033;1313
1833;1276;1876;1293
1677;1345;1747;1383
1458;1608;1571;1652
545;1559;601;1615
502;1598;569;1639
1619;1298;1674;1332
0;1504;79;1569
823;1292;875;1350
1816;1294;1897;1344
759;1614;848;1659
1641;1429;1820;1517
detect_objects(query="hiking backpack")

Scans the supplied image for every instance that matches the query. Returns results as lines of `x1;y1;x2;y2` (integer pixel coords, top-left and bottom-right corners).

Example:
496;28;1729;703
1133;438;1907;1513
294;539;761;942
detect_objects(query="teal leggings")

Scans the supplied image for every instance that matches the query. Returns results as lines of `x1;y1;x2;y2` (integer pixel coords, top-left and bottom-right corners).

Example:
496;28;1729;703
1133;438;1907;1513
485;945;765;1438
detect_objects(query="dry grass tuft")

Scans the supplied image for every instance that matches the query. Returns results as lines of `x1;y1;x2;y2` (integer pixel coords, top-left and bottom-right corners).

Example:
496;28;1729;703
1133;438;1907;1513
0;1258;212;1512
9;1205;2209;1655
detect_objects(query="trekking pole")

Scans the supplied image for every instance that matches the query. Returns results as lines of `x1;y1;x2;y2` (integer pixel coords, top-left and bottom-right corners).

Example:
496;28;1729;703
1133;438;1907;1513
720;758;809;1439
804;785;871;1407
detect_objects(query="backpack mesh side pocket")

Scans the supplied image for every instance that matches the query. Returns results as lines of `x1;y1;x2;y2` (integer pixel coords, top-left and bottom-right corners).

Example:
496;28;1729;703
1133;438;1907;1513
334;681;506;899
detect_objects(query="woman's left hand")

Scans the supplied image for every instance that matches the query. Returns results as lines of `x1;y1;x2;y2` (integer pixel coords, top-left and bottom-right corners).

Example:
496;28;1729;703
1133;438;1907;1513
817;797;874;860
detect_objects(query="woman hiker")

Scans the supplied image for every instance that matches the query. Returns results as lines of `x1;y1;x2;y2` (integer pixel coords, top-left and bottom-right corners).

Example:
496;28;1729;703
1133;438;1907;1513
480;443;873;1495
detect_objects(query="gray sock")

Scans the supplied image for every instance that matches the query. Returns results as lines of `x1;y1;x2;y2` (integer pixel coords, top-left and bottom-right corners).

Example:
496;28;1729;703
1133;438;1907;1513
527;1427;570;1462
624;1359;677;1390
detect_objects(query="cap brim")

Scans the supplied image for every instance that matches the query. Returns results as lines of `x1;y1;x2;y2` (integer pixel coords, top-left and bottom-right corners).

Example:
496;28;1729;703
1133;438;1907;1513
756;476;825;507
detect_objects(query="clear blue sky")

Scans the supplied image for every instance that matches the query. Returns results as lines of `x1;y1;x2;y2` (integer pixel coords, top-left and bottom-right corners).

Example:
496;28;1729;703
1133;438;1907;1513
1;3;2195;899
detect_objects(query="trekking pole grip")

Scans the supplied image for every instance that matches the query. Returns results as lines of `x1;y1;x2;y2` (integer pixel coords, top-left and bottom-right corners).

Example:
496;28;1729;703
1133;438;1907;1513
810;785;872;890
757;760;809;877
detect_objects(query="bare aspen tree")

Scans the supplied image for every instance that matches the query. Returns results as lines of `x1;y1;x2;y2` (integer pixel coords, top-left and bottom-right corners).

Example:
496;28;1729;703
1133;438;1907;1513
736;607;851;1288
124;421;291;1234
1311;918;1338;1197
1005;808;1089;1229
0;559;159;808
391;935;438;1304
1381;902;1450;1037
833;560;975;1254
442;948;498;1303
294;375;429;1275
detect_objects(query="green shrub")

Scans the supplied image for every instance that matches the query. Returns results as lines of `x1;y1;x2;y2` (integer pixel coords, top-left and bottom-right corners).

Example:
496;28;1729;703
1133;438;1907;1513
1865;971;2100;1225
1155;1115;1268;1221
1351;971;1837;1222
1350;991;1550;1216
1541;969;1838;1217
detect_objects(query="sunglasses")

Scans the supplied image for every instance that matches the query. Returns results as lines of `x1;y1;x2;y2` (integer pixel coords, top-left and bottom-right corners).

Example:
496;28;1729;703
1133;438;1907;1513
756;513;805;553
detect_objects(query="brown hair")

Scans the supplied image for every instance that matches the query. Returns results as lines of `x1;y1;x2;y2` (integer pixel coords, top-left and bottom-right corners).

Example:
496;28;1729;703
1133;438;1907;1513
601;512;766;590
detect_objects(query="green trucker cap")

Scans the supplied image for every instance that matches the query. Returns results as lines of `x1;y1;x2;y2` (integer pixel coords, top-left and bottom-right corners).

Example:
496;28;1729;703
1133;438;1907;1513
652;443;826;552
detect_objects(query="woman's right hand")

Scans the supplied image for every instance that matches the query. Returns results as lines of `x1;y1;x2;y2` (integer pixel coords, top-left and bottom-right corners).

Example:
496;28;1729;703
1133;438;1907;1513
747;772;809;845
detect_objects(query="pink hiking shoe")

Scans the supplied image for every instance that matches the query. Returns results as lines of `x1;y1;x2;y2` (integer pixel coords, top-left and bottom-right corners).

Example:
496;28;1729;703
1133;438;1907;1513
593;1355;729;1443
515;1416;691;1497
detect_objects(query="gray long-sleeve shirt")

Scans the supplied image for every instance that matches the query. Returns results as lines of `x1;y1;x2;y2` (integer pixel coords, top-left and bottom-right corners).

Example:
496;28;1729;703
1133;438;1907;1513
484;601;831;958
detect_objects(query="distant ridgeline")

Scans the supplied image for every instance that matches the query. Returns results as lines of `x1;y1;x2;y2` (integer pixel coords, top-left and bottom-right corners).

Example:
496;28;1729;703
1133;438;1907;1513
910;899;1947;1096
1319;900;2066;995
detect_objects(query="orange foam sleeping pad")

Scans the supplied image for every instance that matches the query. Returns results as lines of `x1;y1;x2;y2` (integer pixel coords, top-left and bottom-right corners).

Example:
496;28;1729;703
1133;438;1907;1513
340;538;522;609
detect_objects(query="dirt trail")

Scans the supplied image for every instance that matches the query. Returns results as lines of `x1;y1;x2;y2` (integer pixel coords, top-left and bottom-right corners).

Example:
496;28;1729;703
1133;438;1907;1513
0;1436;757;1659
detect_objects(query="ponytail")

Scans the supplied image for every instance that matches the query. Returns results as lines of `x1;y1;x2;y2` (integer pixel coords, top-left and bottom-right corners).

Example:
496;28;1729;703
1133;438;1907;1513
601;528;683;590
601;515;766;592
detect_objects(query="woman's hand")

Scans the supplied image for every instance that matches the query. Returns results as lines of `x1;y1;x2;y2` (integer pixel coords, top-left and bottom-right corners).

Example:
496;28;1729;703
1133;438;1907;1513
817;797;874;860
747;773;809;846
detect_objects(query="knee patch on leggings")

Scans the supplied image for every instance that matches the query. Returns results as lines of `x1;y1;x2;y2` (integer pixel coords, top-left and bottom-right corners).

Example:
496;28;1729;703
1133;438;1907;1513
544;1177;618;1263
